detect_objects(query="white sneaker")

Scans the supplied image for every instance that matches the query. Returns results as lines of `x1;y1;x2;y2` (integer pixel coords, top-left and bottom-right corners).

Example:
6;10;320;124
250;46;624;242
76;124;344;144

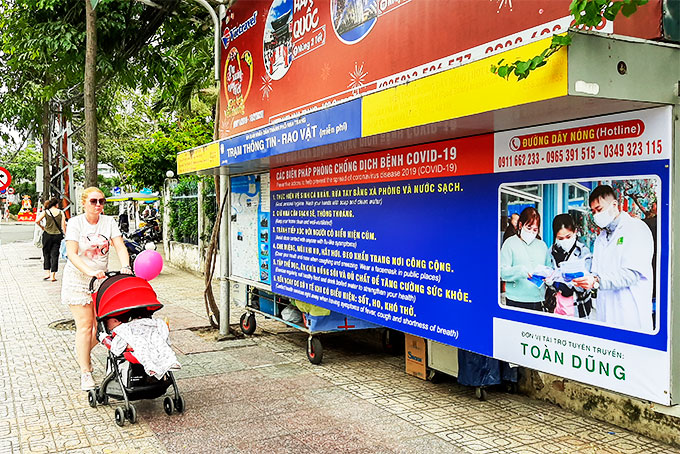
81;372;96;391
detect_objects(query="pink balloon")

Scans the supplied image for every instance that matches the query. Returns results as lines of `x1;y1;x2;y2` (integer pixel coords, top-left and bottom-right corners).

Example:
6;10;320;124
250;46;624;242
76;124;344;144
133;250;163;281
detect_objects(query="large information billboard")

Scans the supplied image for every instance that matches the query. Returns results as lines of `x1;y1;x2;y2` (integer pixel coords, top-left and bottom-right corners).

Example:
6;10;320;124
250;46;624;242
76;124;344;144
219;0;661;140
270;107;672;404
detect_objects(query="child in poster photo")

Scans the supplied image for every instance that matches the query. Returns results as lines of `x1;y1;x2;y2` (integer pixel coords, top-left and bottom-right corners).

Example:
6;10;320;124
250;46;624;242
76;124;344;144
546;214;593;319
500;207;551;312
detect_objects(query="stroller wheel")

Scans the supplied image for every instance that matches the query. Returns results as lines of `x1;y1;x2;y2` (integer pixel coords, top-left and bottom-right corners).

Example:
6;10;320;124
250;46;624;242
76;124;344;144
163;396;174;415
127;404;138;424
114;406;126;427
87;390;97;408
174;395;185;414
475;387;488;401
99;393;109;406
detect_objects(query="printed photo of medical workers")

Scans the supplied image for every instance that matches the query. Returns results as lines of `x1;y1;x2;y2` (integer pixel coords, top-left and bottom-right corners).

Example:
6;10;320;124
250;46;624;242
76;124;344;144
499;177;658;333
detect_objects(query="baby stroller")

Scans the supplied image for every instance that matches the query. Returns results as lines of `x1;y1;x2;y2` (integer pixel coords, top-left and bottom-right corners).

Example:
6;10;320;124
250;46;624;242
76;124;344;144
87;272;185;427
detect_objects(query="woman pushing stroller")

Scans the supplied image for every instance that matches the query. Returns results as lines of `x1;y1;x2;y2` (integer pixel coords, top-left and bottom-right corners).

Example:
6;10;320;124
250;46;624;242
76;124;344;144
61;187;132;391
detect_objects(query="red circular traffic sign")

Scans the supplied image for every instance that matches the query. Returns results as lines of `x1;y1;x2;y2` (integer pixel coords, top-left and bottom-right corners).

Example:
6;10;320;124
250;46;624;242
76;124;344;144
0;167;11;192
7;187;14;195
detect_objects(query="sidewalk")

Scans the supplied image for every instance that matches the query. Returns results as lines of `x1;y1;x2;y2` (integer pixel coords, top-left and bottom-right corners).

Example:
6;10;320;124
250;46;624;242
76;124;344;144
0;240;677;453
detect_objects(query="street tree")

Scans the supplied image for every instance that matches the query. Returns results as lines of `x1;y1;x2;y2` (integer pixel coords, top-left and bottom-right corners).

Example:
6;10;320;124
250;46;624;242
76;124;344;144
0;0;215;188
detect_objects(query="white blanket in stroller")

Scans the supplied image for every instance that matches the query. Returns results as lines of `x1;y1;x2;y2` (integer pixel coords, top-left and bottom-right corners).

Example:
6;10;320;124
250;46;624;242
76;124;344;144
110;318;181;379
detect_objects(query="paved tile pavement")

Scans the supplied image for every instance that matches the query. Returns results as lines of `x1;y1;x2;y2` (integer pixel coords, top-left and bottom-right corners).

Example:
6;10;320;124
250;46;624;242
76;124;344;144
1;239;678;453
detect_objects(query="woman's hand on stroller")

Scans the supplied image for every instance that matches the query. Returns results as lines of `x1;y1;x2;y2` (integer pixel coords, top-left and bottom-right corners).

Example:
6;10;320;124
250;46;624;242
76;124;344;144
89;269;106;279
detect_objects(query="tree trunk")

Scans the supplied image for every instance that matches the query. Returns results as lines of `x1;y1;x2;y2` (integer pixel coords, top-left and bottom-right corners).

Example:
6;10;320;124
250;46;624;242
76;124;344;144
84;0;98;188
41;102;51;199
204;77;223;329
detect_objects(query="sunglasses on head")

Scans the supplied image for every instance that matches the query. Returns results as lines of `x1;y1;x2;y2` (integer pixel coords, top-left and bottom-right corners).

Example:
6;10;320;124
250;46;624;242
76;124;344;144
89;198;106;206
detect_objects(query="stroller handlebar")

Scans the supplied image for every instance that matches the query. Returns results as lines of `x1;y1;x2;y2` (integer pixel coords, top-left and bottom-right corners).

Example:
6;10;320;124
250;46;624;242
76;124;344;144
88;271;125;294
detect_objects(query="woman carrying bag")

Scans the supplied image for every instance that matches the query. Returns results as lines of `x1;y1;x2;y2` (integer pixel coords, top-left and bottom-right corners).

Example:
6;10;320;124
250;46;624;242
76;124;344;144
35;197;67;281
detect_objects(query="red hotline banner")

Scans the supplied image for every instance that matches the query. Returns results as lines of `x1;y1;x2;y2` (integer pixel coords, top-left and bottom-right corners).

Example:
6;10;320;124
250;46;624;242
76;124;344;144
495;107;671;173
271;134;494;191
509;120;645;152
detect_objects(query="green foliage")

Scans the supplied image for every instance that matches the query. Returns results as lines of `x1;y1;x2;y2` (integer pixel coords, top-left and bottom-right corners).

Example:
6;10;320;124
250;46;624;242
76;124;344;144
96;90;157;177
8;204;21;215
12;181;39;208
97;174;122;215
491;0;648;81
124;117;213;192
1;142;41;182
168;177;199;244
0;0;216;181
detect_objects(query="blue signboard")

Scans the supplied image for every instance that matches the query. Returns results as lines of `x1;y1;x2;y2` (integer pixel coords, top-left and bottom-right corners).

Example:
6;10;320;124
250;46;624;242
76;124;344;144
220;98;362;166
268;107;673;404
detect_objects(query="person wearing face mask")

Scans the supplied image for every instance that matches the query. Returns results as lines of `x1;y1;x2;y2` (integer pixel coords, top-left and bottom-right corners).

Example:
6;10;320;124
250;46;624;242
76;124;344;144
500;207;551;312
573;185;654;332
546;214;593;318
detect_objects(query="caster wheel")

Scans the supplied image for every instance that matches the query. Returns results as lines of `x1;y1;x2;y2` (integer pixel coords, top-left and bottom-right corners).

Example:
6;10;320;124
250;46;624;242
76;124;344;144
99;394;109;406
114;406;125;427
163;396;174;415
127;404;137;424
505;382;518;394
475;387;488;401
427;369;443;384
174;395;186;414
87;390;97;408
306;337;323;365
239;313;256;335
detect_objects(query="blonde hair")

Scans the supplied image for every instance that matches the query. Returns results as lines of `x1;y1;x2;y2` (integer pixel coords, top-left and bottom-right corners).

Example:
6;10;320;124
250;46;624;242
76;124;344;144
81;187;105;207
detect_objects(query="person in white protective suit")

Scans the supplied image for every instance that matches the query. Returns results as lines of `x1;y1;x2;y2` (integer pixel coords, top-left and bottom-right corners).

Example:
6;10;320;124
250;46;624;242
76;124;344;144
573;184;654;332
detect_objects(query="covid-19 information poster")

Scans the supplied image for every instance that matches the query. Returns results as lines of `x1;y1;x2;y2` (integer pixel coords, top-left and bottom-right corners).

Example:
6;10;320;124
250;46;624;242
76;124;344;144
269;107;673;404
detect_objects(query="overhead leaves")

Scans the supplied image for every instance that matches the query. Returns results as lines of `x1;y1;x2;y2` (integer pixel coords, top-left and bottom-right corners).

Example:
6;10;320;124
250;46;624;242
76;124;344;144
491;0;648;81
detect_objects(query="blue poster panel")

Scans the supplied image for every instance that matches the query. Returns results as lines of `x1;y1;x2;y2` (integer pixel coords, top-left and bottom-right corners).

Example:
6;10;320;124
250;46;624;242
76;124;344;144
269;107;673;404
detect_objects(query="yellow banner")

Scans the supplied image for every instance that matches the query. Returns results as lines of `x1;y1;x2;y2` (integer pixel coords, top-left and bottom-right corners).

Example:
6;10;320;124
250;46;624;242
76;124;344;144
177;142;220;174
362;38;568;137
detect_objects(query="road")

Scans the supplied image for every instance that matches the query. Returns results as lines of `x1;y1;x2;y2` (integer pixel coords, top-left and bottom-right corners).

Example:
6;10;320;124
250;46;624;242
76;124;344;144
0;221;34;244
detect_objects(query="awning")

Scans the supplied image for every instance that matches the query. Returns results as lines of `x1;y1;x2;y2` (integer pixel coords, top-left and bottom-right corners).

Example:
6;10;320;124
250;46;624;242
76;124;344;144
106;192;160;202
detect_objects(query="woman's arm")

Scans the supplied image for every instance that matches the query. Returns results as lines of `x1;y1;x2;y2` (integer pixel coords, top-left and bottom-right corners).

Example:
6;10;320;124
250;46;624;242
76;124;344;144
60;211;67;233
34;212;46;230
66;240;104;278
500;241;530;281
111;236;132;274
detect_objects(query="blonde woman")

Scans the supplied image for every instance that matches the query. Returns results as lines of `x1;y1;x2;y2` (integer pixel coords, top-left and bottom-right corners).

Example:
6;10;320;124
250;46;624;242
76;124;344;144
61;187;132;390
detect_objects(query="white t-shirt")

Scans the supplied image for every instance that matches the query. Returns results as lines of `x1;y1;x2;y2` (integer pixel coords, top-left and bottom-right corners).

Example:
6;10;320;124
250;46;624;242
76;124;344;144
65;214;122;271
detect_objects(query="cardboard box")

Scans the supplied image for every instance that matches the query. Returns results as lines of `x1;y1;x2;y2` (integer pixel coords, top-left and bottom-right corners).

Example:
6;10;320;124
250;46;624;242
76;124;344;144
405;333;427;380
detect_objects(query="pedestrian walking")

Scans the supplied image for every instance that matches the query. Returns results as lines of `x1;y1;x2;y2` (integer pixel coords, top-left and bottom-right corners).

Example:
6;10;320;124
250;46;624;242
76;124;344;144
61;187;133;390
34;197;66;281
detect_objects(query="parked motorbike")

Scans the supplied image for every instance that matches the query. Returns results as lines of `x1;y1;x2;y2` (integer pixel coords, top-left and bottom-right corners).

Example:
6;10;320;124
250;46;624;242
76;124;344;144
124;216;160;264
127;216;162;244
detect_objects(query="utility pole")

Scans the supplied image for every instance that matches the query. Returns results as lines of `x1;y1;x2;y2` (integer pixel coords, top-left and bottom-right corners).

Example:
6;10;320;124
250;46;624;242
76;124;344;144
84;0;98;188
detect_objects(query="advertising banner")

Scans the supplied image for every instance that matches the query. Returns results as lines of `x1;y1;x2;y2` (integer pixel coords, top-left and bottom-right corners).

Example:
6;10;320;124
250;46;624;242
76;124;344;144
219;0;584;138
269;107;672;403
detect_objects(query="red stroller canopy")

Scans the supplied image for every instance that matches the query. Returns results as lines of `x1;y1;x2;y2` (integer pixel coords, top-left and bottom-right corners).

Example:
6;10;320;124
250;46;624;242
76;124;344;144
94;274;163;320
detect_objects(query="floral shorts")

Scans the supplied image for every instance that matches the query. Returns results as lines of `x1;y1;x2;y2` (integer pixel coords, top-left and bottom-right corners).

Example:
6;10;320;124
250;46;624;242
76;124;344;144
61;264;94;306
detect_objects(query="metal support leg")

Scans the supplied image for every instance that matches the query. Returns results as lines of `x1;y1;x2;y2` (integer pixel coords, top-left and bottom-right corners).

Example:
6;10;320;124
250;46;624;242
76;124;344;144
219;175;230;336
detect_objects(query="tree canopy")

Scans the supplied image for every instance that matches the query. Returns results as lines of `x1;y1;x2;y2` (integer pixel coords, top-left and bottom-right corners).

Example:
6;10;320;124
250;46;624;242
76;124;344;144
124;117;213;192
0;0;216;165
